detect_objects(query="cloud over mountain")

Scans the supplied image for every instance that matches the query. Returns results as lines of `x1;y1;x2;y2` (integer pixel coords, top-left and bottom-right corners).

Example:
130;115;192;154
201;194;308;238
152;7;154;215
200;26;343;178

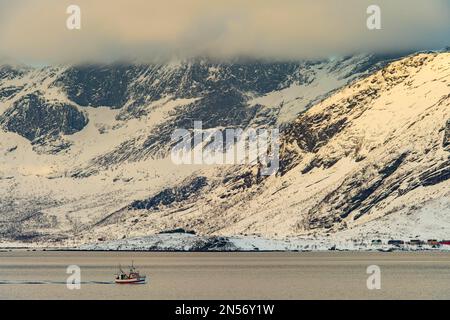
0;0;449;64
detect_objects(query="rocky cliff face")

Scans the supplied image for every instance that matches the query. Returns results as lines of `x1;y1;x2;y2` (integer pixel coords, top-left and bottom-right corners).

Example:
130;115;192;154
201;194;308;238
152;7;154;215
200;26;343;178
444;119;450;148
0;93;88;152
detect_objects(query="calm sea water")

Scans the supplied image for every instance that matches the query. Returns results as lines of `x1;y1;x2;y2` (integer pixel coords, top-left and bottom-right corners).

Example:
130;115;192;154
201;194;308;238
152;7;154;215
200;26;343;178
0;251;449;299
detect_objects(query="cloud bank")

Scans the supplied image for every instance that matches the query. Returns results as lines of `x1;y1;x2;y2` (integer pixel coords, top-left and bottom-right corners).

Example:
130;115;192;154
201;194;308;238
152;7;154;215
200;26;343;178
0;0;449;64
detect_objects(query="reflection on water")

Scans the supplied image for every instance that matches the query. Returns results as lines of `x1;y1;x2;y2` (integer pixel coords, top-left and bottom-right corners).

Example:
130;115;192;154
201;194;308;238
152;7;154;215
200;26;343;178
1;251;450;299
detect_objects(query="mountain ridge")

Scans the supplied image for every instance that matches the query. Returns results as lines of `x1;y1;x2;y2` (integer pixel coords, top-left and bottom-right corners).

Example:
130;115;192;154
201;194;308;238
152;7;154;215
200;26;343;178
0;52;449;246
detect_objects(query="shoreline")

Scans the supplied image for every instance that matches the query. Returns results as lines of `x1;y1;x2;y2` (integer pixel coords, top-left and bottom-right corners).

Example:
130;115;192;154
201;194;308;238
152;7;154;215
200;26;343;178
2;233;450;253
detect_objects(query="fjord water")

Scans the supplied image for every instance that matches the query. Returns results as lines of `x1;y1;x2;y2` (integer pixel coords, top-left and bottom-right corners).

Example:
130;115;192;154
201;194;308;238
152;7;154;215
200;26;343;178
1;251;450;299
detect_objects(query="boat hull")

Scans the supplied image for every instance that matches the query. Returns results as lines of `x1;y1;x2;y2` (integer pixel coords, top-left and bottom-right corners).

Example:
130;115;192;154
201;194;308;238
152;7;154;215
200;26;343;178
115;277;146;284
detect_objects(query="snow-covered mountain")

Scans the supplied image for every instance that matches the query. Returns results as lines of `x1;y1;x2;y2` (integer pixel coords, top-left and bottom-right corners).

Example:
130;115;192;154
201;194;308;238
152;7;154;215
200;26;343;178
1;52;449;246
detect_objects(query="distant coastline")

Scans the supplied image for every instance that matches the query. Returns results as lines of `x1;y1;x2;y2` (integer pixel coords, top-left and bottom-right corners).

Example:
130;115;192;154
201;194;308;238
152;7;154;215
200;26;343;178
2;233;450;253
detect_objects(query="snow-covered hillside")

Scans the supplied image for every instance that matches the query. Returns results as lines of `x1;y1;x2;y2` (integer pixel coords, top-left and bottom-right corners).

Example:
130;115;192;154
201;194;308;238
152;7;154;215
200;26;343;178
81;53;450;245
1;52;449;248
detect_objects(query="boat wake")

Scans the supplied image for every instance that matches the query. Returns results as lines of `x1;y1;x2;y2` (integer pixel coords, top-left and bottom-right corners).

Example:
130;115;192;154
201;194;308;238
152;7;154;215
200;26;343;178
0;280;115;285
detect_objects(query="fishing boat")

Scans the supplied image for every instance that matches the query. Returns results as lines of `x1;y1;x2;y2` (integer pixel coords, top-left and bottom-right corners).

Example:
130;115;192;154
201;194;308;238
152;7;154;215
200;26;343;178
115;262;147;284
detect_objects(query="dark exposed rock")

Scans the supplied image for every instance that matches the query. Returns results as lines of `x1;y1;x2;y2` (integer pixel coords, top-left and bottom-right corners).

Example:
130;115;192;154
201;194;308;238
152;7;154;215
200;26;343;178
192;237;237;251
0;209;59;241
130;176;208;210
321;153;408;222
53;65;134;108
9;231;42;242
0;65;27;80
419;161;450;187
159;228;196;235
444;119;450;148
0;86;23;101
0;93;88;147
54;60;301;111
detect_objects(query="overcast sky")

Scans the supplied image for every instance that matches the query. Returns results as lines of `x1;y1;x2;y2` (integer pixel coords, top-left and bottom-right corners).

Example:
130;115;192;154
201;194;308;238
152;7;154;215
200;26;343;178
0;0;449;64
